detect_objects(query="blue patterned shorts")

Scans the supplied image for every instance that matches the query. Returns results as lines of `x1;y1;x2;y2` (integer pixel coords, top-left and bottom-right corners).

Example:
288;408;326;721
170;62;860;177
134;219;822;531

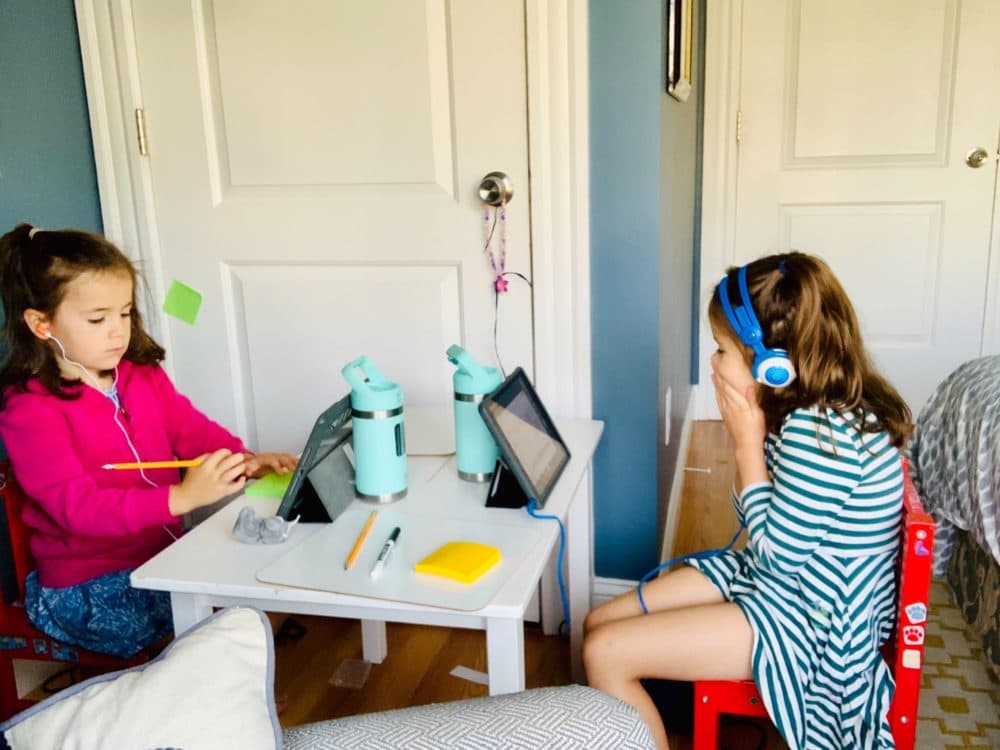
25;569;172;658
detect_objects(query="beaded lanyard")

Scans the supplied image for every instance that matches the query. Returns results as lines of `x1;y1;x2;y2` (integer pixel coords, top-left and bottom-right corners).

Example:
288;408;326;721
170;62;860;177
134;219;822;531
483;200;530;375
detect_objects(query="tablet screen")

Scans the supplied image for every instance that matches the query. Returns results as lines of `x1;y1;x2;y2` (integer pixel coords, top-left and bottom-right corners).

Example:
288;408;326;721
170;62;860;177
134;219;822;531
479;368;570;505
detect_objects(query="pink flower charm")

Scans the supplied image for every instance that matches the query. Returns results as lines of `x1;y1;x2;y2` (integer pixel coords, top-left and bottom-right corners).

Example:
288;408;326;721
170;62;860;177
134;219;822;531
494;275;509;294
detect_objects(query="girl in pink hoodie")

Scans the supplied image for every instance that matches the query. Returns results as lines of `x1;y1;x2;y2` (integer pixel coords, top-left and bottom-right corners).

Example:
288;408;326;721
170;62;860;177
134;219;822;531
0;223;297;657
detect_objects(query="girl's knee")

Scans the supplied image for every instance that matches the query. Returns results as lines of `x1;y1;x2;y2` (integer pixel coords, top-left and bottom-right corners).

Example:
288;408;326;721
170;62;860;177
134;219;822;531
583;606;604;635
582;624;616;682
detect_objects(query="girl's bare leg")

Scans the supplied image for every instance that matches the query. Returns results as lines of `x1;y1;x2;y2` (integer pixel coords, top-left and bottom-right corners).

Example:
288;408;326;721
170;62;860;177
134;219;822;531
583;601;753;750
584;566;723;634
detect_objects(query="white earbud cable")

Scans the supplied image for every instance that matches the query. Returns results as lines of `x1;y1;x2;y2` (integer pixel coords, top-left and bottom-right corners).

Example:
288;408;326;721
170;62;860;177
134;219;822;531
48;334;158;489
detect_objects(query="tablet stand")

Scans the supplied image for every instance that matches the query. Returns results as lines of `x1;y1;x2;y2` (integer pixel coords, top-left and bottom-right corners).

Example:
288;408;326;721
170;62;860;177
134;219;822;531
484;458;531;509
286;477;335;522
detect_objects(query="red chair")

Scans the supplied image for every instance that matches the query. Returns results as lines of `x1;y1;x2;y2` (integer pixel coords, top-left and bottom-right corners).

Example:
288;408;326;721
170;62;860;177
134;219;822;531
0;461;149;720
692;459;935;750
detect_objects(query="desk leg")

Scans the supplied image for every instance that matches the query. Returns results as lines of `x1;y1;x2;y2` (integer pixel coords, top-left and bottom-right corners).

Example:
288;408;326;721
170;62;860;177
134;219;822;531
486;617;524;696
361;619;387;663
540;546;562;636
170;593;212;636
566;466;593;684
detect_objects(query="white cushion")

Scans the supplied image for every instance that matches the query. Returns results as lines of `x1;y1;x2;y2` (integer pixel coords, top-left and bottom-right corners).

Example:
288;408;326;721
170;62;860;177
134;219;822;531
1;607;280;750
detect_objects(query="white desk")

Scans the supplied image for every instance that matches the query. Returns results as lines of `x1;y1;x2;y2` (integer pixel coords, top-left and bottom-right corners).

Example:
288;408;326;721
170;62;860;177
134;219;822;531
131;418;603;695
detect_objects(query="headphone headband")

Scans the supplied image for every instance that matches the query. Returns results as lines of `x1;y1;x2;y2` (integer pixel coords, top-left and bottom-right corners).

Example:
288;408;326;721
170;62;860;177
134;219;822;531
717;264;796;388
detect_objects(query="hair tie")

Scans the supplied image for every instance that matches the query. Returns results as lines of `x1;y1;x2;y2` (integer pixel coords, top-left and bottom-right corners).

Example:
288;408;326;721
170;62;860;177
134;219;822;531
28;227;41;240
778;260;788;275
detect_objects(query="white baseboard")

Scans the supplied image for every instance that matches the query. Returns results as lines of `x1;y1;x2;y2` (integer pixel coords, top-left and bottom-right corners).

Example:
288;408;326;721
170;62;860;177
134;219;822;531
592;576;637;607
660;392;696;562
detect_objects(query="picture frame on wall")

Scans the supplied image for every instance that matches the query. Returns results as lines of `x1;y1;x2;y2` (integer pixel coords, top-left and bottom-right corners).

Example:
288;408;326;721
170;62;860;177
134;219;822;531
666;0;692;101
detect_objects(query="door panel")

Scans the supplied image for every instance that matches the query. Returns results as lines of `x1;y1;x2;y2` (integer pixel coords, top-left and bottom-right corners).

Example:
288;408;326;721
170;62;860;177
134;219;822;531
130;0;532;452
736;0;1000;413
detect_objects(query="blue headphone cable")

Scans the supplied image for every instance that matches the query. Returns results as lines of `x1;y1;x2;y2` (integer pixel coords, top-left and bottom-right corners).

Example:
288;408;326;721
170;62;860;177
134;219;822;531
525;499;569;637
636;521;746;614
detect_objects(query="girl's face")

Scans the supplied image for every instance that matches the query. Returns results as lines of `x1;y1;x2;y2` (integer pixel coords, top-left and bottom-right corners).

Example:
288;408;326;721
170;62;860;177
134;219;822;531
710;320;757;395
46;270;134;379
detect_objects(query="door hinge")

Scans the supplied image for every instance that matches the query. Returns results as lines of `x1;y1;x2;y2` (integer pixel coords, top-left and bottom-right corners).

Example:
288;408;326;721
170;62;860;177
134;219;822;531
134;108;149;156
736;110;743;144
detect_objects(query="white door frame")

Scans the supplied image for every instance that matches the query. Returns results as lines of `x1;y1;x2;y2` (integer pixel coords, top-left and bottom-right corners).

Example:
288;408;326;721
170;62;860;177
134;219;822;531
74;0;593;421
693;0;742;420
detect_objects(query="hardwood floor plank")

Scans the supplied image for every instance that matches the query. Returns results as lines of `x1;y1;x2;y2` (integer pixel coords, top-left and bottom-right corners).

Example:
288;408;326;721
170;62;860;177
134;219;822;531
671;421;741;560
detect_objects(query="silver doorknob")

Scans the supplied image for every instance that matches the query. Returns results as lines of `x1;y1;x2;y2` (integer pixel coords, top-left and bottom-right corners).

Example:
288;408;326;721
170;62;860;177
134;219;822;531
478;172;514;206
965;147;990;168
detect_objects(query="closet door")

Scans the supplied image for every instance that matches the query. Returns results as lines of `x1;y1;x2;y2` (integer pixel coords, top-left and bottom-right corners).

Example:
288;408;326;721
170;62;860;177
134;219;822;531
735;0;1000;412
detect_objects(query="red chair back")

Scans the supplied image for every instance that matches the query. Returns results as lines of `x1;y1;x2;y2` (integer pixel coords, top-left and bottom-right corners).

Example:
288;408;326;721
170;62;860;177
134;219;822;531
692;458;934;750
0;461;149;720
0;463;36;610
886;459;934;748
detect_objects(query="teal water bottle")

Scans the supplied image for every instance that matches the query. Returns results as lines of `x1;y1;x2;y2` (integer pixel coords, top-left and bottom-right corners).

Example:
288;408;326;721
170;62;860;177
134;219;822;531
447;345;503;482
341;356;407;502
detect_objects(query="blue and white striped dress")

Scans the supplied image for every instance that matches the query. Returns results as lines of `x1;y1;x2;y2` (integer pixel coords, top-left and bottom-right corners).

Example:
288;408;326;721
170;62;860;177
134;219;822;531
690;406;901;750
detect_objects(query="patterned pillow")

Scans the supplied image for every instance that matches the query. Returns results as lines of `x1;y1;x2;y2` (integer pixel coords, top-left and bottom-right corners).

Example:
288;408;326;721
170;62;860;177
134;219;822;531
0;607;280;750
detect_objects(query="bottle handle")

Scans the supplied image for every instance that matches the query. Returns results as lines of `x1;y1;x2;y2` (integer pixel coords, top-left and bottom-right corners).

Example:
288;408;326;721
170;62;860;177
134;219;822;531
446;344;487;379
341;355;389;391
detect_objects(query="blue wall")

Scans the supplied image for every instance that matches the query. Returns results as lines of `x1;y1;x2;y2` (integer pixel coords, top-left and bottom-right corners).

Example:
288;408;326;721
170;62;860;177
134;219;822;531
591;0;704;579
589;0;663;579
658;1;705;545
0;1;103;234
0;1;101;460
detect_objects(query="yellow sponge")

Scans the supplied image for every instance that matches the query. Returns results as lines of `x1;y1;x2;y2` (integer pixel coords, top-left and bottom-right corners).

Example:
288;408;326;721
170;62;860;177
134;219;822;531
414;541;502;584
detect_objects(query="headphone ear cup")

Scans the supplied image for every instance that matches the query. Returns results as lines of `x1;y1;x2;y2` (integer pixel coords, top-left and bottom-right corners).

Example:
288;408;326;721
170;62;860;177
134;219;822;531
753;350;796;388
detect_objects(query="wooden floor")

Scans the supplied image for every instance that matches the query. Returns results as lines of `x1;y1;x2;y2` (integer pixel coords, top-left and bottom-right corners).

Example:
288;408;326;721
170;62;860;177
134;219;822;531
270;420;785;748
270;615;570;728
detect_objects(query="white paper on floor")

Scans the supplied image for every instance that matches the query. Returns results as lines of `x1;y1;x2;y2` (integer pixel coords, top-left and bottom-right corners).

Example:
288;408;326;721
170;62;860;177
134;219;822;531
450;665;489;685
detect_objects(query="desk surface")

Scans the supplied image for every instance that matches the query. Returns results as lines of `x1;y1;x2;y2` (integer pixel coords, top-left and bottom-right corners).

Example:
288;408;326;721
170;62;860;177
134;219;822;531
132;417;603;619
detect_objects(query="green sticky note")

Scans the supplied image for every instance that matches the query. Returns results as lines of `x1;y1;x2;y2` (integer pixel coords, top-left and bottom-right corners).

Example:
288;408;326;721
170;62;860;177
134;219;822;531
163;280;203;325
245;471;293;499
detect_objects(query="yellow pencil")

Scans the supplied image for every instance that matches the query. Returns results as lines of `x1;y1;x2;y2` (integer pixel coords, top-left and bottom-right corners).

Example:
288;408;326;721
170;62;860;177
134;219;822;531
102;460;203;470
344;511;378;570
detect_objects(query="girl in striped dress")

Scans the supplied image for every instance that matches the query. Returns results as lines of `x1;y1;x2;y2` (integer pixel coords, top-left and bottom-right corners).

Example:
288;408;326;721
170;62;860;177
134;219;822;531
583;252;911;750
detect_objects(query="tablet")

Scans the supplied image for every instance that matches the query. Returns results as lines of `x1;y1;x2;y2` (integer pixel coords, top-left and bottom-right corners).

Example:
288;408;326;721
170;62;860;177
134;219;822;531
276;394;355;522
478;367;570;507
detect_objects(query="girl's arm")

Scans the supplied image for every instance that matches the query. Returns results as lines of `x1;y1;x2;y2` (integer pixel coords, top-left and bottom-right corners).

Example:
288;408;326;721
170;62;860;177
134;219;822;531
740;409;863;575
148;365;247;459
0;400;175;536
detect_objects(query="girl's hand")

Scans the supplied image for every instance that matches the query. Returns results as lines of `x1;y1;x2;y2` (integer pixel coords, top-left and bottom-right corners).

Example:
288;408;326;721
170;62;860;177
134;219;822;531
169;449;247;515
244;451;299;478
712;372;766;452
713;373;769;490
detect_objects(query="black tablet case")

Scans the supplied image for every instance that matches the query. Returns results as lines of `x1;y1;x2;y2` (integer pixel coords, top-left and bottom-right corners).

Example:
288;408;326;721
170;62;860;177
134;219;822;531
484;458;531;509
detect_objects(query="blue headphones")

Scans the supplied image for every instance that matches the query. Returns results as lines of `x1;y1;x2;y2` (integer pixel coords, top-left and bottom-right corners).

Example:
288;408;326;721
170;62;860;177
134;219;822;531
717;265;796;388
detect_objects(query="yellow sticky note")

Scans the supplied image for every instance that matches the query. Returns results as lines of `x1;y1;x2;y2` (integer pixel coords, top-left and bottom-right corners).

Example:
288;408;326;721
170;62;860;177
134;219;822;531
245;472;293;499
415;541;501;584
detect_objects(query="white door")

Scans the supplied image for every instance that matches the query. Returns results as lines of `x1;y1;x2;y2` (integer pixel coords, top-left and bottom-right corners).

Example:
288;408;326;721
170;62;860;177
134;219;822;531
734;0;1000;413
128;1;533;452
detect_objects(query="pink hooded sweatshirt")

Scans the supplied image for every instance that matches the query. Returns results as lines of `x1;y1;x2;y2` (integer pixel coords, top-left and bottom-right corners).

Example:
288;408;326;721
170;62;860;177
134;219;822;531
0;361;246;588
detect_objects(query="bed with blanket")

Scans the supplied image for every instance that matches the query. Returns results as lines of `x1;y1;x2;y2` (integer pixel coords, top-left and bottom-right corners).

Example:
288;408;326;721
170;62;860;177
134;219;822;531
907;355;1000;679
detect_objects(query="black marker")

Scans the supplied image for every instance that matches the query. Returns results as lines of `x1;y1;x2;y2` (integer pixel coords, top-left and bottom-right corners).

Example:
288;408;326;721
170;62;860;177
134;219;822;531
369;527;400;578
